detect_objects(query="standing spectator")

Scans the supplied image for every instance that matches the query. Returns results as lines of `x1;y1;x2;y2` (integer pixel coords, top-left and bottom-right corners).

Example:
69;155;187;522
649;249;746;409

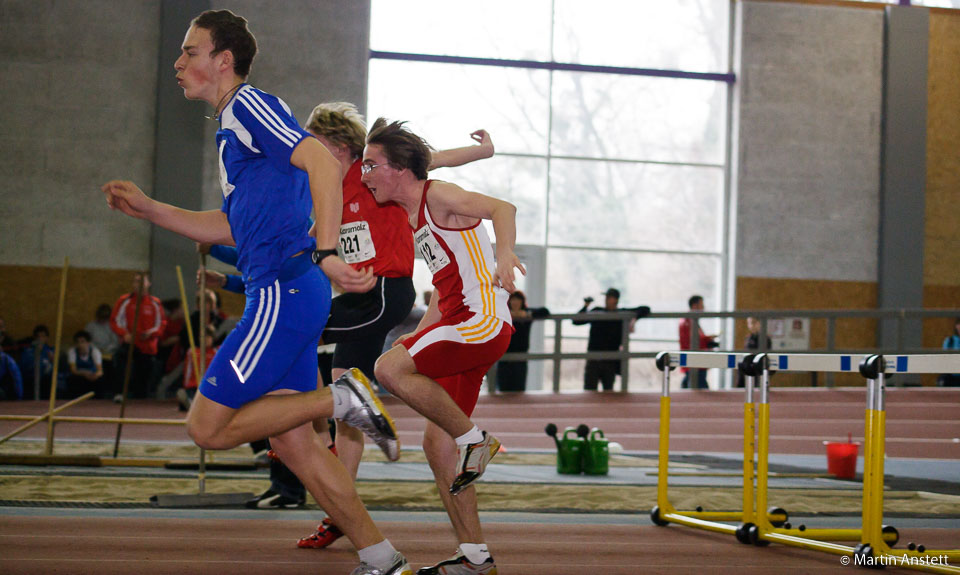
939;317;960;387
156;299;185;399
736;317;771;387
0;347;23;400
66;330;106;398
85;304;120;358
496;291;549;392
110;272;166;400
19;325;55;398
573;288;647;391
679;294;719;389
85;304;120;383
180;289;224;350
178;325;219;411
158;299;184;365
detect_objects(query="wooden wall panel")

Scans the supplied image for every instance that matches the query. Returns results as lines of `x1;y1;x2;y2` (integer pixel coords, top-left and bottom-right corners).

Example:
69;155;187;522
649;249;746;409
0;265;137;349
735;276;877;386
926;11;960;287
924;285;960;349
0;264;245;349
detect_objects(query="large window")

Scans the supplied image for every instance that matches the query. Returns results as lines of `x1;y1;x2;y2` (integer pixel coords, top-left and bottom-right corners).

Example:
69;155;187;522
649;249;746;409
368;0;734;391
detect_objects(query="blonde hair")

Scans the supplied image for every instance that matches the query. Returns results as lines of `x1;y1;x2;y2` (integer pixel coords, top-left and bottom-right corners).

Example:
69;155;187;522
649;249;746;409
304;102;367;158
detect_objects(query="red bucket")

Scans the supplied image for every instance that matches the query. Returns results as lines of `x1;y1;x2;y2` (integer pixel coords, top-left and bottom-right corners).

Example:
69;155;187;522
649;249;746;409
824;441;859;479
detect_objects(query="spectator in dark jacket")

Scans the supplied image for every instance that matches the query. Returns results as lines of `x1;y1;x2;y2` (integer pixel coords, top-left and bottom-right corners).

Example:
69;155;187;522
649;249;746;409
574;288;649;391
496;291;548;392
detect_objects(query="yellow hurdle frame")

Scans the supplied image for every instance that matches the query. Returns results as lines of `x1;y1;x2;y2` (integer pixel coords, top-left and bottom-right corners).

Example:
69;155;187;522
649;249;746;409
653;351;960;574
651;352;786;536
748;355;894;556
851;358;960;573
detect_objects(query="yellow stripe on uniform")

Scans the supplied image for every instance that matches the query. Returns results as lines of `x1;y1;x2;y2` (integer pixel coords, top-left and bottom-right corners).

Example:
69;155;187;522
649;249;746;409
459;229;491;316
461;229;495;316
464;318;501;342
457;315;496;337
468;228;498;313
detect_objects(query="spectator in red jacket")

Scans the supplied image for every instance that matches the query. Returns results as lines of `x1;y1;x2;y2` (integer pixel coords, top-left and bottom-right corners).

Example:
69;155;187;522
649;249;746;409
109;272;167;400
678;294;718;389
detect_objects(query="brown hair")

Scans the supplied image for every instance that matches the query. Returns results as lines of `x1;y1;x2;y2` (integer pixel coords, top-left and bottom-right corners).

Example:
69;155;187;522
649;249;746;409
305;102;367;158
366;118;433;180
192;10;257;78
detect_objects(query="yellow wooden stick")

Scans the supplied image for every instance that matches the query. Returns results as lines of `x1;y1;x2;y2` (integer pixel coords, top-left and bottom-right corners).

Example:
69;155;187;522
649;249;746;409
44;256;70;455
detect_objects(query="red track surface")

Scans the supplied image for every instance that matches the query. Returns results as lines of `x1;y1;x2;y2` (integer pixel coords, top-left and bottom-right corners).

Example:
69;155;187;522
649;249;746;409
2;388;958;458
3;515;956;574
2;390;958;574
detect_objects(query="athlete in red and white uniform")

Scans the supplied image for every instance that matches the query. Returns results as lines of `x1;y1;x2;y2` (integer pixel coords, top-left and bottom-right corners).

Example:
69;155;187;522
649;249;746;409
400;180;513;413
364;118;524;575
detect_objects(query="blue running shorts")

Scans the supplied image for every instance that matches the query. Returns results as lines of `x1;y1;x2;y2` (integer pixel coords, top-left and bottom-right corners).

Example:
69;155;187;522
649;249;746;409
200;258;330;409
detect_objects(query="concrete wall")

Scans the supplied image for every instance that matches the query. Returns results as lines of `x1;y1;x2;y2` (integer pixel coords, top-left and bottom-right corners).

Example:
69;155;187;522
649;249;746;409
0;0;162;271
0;0;370;341
735;1;884;283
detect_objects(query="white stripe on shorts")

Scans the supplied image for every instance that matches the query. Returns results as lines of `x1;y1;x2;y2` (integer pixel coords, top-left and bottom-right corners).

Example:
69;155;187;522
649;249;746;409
242;280;281;380
232;281;280;380
233;285;267;366
407;314;504;358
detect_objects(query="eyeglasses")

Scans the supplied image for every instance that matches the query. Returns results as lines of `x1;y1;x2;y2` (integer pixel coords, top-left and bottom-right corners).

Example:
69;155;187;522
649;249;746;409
360;163;388;175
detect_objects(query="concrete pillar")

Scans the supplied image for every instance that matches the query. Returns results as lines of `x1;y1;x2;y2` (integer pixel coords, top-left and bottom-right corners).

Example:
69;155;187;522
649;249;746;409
150;0;211;301
877;5;928;358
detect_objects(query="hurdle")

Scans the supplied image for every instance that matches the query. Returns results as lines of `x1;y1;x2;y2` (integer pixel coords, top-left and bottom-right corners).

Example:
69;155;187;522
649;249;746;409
654;350;959;573
850;354;960;571
740;353;898;553
649;351;788;536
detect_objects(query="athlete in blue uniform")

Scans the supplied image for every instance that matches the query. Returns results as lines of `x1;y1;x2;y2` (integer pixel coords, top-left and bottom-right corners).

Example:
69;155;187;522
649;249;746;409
102;10;411;575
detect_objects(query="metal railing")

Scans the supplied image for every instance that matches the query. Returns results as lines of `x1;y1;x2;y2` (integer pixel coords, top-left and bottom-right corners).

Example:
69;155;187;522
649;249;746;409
498;308;960;391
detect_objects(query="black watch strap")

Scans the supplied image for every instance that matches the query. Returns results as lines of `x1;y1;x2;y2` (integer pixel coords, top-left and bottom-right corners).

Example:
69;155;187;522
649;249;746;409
311;248;339;265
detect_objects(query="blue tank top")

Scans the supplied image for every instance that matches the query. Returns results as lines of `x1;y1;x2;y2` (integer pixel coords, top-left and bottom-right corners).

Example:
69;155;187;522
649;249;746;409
216;85;315;292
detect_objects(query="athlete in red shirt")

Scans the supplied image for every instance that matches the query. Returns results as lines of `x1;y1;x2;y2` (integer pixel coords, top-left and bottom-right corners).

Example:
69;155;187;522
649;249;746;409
240;102;497;547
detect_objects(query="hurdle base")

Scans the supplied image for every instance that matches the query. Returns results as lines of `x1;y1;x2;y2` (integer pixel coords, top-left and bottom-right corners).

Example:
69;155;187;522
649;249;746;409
149;492;254;508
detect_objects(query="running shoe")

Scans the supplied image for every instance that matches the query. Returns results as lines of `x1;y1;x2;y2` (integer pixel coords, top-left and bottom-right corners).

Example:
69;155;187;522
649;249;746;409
416;551;497;574
333;368;400;461
297;517;344;549
449;431;501;495
244;488;304;509
350;551;413;575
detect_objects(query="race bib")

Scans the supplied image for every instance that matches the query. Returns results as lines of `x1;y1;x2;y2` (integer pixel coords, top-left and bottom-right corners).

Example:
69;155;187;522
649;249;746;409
338;221;376;264
414;225;450;274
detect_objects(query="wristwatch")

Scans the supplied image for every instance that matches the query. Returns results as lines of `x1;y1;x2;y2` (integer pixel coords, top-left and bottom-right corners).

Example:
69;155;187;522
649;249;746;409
311;248;339;265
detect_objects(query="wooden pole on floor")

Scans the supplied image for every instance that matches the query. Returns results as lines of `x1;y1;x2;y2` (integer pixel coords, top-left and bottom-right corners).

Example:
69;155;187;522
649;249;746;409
44;257;70;455
0;392;94;445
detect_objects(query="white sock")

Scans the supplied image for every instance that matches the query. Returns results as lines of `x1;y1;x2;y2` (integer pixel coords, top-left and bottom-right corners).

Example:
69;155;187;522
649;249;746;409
330;382;354;420
459;543;490;564
455;426;484;446
358;539;398;570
